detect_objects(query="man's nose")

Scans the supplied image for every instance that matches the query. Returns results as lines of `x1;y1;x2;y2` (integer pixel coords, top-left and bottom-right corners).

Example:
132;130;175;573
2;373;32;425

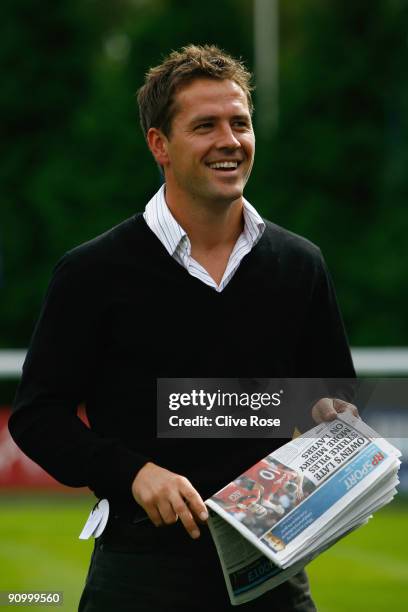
216;124;241;149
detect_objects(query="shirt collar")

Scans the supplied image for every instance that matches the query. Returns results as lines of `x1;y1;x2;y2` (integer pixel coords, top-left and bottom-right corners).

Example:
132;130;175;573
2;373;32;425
144;183;265;257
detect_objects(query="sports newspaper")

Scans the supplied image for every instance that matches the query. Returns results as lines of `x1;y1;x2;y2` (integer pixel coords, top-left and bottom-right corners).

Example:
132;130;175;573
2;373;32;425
205;413;401;605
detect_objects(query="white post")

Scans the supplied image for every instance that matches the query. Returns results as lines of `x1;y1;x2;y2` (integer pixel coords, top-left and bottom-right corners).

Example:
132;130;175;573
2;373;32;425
254;0;279;134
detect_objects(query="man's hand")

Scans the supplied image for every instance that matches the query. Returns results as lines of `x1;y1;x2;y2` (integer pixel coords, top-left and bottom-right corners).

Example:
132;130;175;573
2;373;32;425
311;397;359;424
131;462;208;539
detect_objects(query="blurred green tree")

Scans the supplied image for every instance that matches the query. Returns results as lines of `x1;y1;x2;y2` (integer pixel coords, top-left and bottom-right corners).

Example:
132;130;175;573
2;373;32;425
1;0;407;347
249;0;408;344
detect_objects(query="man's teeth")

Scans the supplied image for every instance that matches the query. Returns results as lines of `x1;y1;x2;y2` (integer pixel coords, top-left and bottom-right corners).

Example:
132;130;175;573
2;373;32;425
208;161;238;169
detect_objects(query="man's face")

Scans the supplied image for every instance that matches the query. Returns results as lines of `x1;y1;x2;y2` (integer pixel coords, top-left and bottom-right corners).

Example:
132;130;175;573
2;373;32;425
160;78;255;207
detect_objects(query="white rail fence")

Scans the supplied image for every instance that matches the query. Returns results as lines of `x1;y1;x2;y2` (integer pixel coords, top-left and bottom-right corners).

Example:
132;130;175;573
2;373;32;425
1;348;408;378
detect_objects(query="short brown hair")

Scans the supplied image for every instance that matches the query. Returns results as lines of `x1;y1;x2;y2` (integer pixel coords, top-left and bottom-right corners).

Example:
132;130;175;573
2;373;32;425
137;44;254;139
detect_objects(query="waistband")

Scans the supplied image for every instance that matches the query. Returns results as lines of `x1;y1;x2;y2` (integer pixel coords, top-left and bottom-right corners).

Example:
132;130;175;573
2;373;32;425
108;499;148;524
100;500;213;555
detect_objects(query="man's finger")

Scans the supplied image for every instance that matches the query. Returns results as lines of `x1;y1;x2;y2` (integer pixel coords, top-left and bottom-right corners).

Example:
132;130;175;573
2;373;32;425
180;510;200;539
147;505;164;528
311;398;337;423
180;483;209;522
157;500;179;525
171;497;201;539
333;399;359;418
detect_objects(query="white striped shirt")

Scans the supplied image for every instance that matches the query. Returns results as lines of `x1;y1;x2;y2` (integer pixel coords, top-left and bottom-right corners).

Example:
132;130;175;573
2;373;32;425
143;184;265;292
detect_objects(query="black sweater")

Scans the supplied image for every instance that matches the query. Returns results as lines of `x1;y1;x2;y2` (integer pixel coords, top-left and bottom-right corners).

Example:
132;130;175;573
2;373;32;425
9;214;355;508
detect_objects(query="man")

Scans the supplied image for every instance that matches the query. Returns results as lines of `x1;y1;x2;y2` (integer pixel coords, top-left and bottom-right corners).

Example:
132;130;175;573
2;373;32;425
9;45;357;611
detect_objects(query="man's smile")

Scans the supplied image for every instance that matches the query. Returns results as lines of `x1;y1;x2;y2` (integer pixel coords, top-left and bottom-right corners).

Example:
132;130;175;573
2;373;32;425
205;160;243;172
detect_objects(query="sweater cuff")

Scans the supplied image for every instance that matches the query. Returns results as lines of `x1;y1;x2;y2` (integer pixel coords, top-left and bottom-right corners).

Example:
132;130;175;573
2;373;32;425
89;442;153;501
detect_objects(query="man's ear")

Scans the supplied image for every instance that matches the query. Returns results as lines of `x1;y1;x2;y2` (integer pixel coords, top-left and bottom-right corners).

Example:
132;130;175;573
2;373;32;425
147;128;169;167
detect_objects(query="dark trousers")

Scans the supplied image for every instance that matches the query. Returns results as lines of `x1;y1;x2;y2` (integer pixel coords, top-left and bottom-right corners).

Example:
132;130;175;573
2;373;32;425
78;516;317;611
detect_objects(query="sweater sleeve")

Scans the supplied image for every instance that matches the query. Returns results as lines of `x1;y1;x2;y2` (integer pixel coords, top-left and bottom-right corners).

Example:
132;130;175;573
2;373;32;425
296;249;356;378
8;253;150;500
293;249;357;432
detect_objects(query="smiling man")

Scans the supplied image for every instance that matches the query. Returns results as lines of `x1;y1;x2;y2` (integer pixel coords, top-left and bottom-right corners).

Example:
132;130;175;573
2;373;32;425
146;77;255;286
9;45;356;611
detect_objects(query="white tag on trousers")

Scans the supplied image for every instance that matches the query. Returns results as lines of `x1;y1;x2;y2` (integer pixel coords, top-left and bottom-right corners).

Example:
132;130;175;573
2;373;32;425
79;499;110;540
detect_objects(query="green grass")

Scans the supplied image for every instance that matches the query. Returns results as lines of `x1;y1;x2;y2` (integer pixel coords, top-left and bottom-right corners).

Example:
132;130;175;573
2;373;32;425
308;500;408;611
0;495;407;611
0;495;93;611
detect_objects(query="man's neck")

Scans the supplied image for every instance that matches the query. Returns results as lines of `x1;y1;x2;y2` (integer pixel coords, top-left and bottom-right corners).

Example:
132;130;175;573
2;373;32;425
164;185;244;252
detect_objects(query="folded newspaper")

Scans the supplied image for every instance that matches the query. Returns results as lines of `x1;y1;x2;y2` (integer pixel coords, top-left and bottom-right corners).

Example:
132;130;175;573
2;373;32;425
205;413;401;605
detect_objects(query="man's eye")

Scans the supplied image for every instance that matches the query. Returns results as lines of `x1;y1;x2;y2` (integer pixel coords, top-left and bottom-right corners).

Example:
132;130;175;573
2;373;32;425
233;121;249;128
195;123;213;130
